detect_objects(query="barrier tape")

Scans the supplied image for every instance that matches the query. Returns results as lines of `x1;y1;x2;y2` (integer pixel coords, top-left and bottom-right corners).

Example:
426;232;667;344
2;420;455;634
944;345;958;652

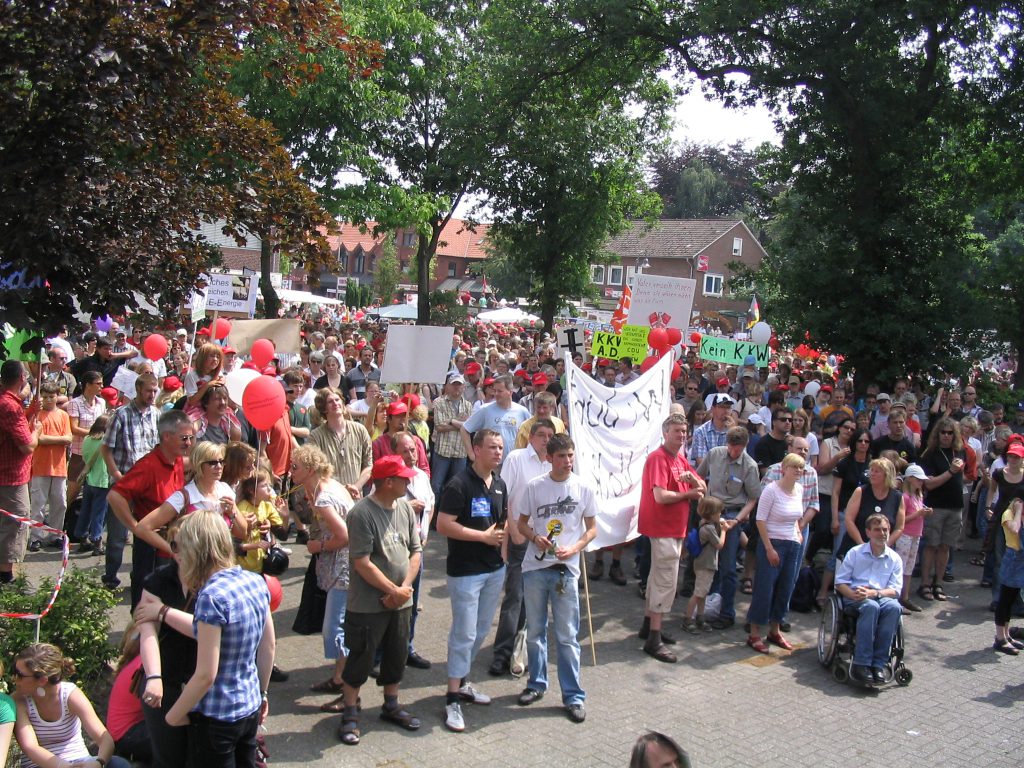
0;507;69;620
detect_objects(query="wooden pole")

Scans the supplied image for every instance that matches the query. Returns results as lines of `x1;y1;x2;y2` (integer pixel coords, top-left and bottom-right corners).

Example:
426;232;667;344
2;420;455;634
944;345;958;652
580;551;597;666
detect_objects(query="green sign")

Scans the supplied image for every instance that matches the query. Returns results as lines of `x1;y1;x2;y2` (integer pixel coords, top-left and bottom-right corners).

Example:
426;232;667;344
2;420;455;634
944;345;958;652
590;324;649;361
698;336;769;366
2;325;43;361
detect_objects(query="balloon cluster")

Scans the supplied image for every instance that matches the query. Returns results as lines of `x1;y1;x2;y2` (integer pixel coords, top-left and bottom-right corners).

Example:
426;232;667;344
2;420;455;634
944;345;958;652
640;326;683;379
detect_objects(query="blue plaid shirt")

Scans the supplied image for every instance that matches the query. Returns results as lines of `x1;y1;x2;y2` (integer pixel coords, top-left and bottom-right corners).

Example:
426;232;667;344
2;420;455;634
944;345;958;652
688;421;729;465
192;567;269;721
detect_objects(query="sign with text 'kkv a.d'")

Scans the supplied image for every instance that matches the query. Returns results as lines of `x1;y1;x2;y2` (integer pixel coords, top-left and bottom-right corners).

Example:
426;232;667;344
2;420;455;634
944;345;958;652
590;325;649;361
698;335;770;366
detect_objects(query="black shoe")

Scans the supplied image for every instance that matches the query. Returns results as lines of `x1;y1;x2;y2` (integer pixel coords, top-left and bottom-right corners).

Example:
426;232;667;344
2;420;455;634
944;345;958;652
406;652;431;670
488;658;510;677
609;563;627;586
565;703;586;723
850;664;873;684
709;617;735;630
517;688;544;706
872;668;887;684
943;572;954;583
779;621;791;632
270;665;289;683
28;540;41;553
368;665;380;679
638;619;677;645
1009;627;1024;642
993;638;1020;656
643;641;677;663
296;530;309;545
76;541;93;554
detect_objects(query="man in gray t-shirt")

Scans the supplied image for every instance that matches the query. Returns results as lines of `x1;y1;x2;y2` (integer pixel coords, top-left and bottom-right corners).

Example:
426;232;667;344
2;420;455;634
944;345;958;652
337;455;423;744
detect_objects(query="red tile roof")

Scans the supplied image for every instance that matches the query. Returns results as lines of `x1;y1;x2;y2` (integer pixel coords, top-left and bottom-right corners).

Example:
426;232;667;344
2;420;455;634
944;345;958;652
335;219;490;260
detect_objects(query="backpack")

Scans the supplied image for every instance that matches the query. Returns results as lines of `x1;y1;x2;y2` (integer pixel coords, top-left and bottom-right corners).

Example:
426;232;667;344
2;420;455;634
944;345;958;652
788;565;821;613
685;526;703;559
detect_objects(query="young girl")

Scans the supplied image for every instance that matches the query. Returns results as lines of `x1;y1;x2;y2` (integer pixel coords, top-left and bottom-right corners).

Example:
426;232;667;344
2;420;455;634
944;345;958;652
236;470;285;573
684;497;732;633
74;414;110;554
897;463;932;612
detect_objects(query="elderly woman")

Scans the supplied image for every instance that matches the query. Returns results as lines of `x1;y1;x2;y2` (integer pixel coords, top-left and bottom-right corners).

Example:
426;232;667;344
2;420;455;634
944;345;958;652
165;512;275;768
184;343;225;408
290;444;353;712
835;458;905;564
135;441;247;556
746;453;807;653
192;384;242;445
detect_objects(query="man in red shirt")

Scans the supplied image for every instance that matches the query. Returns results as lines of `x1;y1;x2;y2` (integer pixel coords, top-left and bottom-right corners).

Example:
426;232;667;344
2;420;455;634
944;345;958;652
0;361;41;583
637;413;706;663
106;409;193;608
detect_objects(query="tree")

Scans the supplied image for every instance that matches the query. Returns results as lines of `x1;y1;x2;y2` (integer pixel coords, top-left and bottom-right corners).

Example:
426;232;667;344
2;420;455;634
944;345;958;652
975;206;1024;387
372;234;402;305
0;0;358;335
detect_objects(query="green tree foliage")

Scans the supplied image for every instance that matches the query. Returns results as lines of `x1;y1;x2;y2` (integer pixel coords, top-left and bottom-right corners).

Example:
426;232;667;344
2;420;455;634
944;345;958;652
0;0;355;334
373;234;402;305
975;206;1024;386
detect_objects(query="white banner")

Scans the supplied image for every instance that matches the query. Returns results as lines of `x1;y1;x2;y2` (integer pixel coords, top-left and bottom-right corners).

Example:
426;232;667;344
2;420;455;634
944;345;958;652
627;274;696;330
567;353;673;550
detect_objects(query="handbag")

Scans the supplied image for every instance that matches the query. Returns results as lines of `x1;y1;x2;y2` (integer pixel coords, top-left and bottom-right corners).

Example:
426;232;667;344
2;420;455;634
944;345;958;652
510;628;527;678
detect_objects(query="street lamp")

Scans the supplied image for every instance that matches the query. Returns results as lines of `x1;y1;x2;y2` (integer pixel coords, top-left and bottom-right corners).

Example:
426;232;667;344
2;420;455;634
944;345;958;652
635;252;650;282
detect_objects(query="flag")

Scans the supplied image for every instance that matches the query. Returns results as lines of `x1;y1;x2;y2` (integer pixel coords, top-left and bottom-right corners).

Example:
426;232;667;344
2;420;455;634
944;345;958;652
610;285;632;333
746;295;760;329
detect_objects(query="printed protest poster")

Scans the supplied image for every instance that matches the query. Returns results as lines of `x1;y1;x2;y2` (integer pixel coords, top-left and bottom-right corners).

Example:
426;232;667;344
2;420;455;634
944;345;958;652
185;273;257;318
567;353;672;549
627;274;696;330
698;336;770;366
589;325;649;361
380;325;454;385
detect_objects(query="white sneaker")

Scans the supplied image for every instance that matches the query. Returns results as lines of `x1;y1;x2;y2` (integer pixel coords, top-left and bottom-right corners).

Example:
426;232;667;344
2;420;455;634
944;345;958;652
444;701;465;732
457;682;491;705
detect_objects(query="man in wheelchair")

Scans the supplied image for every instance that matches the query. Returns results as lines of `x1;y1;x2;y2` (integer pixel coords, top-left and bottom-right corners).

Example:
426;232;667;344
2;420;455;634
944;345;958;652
834;514;904;685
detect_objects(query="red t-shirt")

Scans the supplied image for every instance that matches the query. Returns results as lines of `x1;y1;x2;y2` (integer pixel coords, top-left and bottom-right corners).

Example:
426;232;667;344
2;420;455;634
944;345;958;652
638;446;695;539
106;655;143;741
263;412;293;478
111;447;185;521
0;390;33;486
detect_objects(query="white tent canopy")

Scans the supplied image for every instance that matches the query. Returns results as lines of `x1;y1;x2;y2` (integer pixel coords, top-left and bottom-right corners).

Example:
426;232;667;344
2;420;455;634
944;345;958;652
476;307;539;323
375;303;419;320
277;288;343;305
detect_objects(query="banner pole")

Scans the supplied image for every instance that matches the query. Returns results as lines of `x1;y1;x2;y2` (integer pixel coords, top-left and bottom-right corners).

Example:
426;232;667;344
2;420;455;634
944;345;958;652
580;551;597;666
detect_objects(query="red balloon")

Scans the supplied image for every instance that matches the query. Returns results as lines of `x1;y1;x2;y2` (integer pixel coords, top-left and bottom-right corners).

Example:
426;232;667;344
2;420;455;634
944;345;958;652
250;338;275;368
690;332;702;345
666;327;682;346
142;333;168;361
213;317;231;340
648;327;670;352
264;575;283;612
640;356;658;373
671;362;682;380
242;375;286;431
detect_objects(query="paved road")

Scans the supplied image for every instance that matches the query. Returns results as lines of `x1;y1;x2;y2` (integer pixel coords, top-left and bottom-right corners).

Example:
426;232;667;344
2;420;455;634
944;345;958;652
21;538;1024;767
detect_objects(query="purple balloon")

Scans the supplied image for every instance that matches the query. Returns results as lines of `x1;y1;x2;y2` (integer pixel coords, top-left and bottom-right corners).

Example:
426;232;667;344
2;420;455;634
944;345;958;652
95;315;113;332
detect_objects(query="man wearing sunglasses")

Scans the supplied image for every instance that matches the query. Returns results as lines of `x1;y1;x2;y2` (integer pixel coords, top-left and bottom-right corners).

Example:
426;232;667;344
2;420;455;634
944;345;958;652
754;406;793;479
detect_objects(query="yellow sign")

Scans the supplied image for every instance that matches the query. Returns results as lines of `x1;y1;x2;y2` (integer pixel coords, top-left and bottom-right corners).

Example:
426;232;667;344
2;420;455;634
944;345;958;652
590;324;649;361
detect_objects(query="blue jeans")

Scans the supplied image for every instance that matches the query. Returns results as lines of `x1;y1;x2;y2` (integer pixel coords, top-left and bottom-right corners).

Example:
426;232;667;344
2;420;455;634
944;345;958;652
747;539;801;626
75;484;108;542
710;510;743;620
446;567;505;680
431;455;467;498
103;510;130;586
322;587;349;660
523;566;584;706
826;510;846;572
847;597;901;668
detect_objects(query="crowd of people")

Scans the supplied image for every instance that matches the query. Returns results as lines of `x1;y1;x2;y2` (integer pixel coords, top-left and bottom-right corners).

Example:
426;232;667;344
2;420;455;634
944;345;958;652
1;312;1022;765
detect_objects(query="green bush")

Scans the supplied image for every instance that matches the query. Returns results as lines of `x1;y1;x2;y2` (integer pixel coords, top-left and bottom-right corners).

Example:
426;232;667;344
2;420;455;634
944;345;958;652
0;566;118;692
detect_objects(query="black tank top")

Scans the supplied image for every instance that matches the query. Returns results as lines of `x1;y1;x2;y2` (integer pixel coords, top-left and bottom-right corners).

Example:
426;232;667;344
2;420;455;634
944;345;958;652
837;486;902;560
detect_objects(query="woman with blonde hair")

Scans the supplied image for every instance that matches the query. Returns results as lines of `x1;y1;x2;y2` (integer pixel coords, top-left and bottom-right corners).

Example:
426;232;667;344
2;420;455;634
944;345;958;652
835;457;905;563
12;643;129;767
165;511;275;767
184;343;224;408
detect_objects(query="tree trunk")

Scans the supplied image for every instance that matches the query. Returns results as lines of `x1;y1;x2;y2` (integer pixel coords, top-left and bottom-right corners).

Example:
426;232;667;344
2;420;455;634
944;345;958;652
260;236;280;319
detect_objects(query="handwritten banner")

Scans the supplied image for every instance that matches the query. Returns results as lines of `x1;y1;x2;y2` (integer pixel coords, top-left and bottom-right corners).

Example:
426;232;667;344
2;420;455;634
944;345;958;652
589;324;649;361
698;335;770;366
627;274;696;329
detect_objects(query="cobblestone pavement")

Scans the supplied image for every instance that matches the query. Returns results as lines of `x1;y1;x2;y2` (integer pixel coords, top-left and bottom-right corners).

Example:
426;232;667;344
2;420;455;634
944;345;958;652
21;537;1024;767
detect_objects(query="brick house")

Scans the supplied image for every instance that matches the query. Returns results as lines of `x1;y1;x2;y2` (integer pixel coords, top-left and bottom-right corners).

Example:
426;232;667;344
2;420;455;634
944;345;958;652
599;219;766;332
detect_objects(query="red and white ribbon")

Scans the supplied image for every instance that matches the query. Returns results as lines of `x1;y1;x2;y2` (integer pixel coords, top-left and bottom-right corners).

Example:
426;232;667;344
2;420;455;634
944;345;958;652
0;507;69;620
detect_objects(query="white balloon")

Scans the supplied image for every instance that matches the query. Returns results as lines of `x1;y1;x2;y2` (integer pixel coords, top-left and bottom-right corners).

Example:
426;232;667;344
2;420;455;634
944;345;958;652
224;368;260;406
751;321;772;346
804;381;821;398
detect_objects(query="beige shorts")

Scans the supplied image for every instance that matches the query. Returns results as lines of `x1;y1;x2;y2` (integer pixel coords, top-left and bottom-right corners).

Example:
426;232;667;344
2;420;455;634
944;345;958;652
646;537;683;615
0;484;30;564
693;568;715;599
923;507;961;548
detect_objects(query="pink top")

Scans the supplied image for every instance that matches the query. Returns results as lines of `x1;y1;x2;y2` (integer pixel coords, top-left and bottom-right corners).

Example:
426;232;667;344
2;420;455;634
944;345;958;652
756;481;804;542
106;656;143;742
902;492;926;537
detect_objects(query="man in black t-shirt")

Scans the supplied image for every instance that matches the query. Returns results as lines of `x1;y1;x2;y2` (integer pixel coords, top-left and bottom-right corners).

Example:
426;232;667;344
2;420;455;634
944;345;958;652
436;428;507;733
754;406;791;476
870;403;917;463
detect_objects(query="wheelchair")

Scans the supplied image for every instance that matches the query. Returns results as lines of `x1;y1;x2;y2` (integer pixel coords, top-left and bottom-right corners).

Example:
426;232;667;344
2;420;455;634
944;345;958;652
817;593;912;687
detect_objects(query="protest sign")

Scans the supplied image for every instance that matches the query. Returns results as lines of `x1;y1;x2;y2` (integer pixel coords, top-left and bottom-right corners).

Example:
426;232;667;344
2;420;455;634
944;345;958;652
380;325;454;385
567;353;672;549
185;273;257;318
556;327;586;358
227;319;302;356
111;366;139;398
589;324;649;361
627;274;696;329
698;335;770;366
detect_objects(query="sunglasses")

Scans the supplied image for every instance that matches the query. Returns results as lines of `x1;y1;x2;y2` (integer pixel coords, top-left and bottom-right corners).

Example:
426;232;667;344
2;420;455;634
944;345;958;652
12;667;38;679
180;435;195;443
203;459;225;467
856;438;871;444
940;430;954;435
775;416;793;422
284;389;295;395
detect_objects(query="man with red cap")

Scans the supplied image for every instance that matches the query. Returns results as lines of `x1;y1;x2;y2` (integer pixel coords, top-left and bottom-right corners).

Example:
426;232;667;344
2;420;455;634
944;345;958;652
463;361;483;405
703;376;734;411
335;455;423;746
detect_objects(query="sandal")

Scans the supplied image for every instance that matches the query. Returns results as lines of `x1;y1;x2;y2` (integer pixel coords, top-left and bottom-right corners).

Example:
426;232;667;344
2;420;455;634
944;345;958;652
917;585;934;602
746;635;770;654
379;705;421;731
932;584;948;601
321;695;360;714
970;555;986;566
311;677;344;694
766;632;794;651
740;578;753;595
338;713;360;746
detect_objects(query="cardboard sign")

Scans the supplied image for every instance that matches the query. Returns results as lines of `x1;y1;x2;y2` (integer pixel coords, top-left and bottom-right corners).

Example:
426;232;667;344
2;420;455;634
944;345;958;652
556;327;587;357
379;325;454;385
627;274;696;329
698;336;770;366
185;273;257;318
111;365;139;398
190;288;208;322
227;319;302;356
589;325;649;361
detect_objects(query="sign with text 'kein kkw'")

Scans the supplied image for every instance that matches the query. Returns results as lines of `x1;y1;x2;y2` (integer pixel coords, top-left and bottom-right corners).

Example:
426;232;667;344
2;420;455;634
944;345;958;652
698;335;770;366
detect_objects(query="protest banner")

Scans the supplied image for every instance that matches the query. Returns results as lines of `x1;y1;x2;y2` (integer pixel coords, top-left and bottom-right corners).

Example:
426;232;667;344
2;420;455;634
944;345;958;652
380;325;454;385
567;353;672;550
589;324;649;361
698;335;770;366
111;365;139;398
185;273;257;318
627;274;696;329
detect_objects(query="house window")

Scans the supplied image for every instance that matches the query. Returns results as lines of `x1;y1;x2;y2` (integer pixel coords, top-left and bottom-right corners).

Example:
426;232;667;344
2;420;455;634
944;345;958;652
625;266;637;288
354;253;364;274
402;232;417;247
608;266;624;285
591;265;605;284
448;261;457;277
732;237;743;256
703;273;724;297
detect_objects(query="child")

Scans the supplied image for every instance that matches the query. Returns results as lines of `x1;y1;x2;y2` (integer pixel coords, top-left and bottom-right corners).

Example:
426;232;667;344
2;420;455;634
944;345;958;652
28;381;73;551
897;463;932;612
75;414;110;554
684;497;732;633
236;470;285;573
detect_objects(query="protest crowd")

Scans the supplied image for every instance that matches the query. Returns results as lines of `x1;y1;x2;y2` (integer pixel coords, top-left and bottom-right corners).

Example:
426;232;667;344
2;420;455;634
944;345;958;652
1;303;1023;767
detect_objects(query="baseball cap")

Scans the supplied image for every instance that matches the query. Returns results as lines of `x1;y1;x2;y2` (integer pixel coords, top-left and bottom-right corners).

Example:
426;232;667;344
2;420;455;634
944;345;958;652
100;387;120;406
386;401;408;416
776;384;790;392
196;327;210;337
1008;444;1024;459
222;346;236;355
788;376;801;388
743;355;757;367
889;402;908;413
446;373;465;385
876;392;891;402
176;328;188;337
716;377;729;388
904;463;927;481
748;413;764;426
402;393;421;410
711;393;735;407
371;455;418;481
465;362;482;375
482;377;496;387
162;376;182;392
821;385;833;393
532;373;548;387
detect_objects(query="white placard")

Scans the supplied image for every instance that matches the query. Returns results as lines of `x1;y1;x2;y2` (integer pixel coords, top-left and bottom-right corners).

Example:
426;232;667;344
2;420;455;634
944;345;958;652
627;274;696;330
190;288;208;322
379;325;455;385
567;353;673;550
556;327;587;357
185;273;258;317
111;366;139;398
